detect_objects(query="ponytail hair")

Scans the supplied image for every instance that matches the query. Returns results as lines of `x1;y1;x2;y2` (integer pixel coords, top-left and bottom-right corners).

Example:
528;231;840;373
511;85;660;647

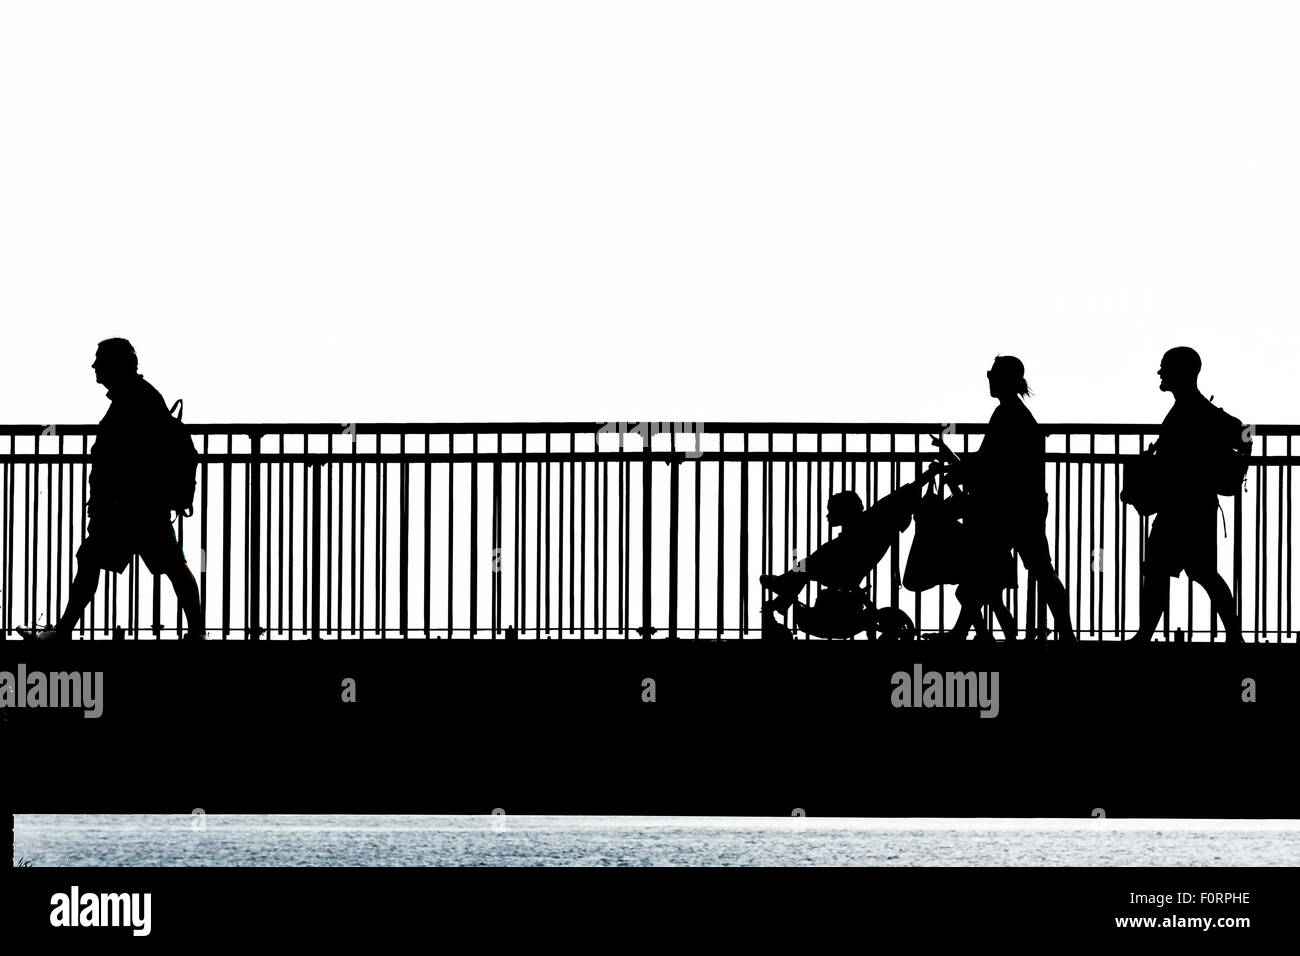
991;355;1031;398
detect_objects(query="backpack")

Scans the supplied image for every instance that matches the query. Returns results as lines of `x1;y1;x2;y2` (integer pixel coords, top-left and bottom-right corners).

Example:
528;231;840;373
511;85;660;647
1210;404;1252;497
161;399;199;516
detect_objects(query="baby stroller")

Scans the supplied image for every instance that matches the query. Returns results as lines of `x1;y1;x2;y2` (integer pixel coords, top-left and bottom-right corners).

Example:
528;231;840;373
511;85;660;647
760;479;924;641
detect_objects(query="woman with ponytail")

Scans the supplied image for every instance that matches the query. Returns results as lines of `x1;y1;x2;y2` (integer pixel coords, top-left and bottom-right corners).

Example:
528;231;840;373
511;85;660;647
938;355;1076;643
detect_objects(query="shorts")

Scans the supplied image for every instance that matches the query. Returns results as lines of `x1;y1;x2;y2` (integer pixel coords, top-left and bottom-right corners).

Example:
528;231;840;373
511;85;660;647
77;509;187;575
1145;501;1219;579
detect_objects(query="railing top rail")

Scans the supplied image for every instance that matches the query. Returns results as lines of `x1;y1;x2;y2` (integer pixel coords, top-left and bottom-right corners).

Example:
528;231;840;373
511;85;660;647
0;421;1293;438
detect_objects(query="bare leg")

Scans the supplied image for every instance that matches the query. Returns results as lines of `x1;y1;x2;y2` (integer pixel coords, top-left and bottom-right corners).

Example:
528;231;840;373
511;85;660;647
990;595;1018;640
760;571;809;615
1019;534;1076;642
165;562;204;636
1034;569;1076;642
1187;567;1242;644
55;561;101;638
1132;562;1167;642
944;596;995;642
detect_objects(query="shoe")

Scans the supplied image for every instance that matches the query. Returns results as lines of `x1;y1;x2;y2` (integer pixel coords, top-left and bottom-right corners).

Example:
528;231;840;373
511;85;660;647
16;627;67;642
182;629;207;642
1126;633;1152;644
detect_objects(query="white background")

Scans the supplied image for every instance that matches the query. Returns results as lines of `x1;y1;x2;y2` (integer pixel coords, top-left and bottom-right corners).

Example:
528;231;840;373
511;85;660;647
2;1;1297;427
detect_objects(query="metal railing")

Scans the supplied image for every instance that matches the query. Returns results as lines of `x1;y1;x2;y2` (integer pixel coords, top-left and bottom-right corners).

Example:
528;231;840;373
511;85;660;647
0;422;1294;641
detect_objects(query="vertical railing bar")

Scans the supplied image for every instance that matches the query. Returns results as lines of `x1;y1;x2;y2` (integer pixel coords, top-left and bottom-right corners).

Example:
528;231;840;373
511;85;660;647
423;434;431;637
641;443;652;638
3;445;11;634
351;451;359;637
494;441;504;636
221;457;232;638
1089;433;1096;638
447;439;454;639
626;458;632;637
1261;436;1269;640
338;444;348;639
469;433;477;638
913;433;922;635
544;435;551;637
289;438;296;638
805;444;812;622
514;437;520;639
890;434;899;611
590;436;599;638
359;453;367;638
55;435;64;631
1114;435;1121;638
760;438;769;586
399;437;410;638
44;440;52;628
305;434;313;636
739;432;748;636
1277;437;1284;640
785;437;793;580
601;456;609;638
24;461;32;631
1254;454;1263;642
325;437;333;635
556;437;563;636
669;450;679;640
513;448;522;635
536;451;543;638
311;461;322;640
569;448;576;635
249;432;262;639
694;455;701;640
618;453;625;635
1232;467;1242;628
197;435;208;639
379;434;387;636
717;433;726;638
277;435;285;635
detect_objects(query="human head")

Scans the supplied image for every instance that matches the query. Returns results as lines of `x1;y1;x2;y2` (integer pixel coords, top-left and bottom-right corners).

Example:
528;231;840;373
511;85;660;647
93;338;138;387
1158;346;1201;394
987;355;1030;400
826;490;864;528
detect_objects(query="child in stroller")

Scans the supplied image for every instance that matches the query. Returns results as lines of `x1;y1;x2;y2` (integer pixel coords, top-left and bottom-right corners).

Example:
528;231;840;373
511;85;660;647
760;471;934;640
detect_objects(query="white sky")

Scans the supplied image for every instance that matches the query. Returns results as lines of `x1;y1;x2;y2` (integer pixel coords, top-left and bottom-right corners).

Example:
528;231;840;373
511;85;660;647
2;1;1298;427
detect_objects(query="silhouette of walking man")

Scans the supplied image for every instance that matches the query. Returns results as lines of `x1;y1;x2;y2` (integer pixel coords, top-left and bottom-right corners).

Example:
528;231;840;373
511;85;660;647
20;339;205;641
939;356;1076;642
1127;347;1243;644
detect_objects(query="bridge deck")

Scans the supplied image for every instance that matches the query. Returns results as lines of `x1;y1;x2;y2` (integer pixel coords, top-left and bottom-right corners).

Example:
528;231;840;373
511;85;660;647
2;641;1293;818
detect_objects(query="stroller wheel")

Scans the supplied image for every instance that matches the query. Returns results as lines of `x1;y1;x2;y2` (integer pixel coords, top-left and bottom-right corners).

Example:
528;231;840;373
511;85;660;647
874;607;916;642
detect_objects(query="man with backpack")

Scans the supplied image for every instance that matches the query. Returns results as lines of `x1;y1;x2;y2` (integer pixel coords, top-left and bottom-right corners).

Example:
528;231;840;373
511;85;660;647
1126;346;1245;644
20;338;204;641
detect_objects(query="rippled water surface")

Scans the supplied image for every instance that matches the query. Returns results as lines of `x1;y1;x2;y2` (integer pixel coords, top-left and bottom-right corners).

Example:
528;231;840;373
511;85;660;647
15;814;1300;866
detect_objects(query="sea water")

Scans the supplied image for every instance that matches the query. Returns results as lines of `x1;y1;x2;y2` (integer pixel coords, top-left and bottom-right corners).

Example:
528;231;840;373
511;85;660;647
15;814;1300;866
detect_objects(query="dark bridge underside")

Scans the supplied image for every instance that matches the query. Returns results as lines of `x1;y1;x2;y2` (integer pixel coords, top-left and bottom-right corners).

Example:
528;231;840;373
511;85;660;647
1;642;1294;819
